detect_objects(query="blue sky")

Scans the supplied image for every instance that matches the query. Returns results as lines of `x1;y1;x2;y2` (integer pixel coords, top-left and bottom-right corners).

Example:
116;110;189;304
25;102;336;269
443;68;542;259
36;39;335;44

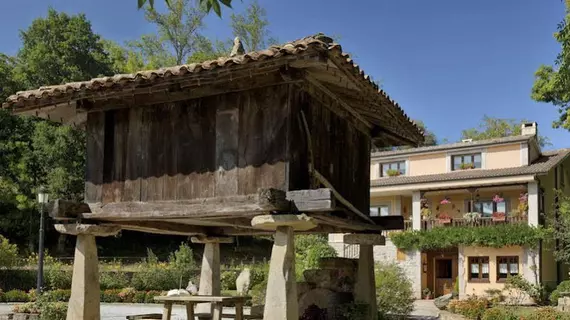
0;0;568;149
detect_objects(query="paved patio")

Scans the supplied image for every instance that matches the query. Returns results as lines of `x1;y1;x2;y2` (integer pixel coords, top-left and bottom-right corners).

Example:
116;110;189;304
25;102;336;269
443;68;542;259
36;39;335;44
0;300;441;319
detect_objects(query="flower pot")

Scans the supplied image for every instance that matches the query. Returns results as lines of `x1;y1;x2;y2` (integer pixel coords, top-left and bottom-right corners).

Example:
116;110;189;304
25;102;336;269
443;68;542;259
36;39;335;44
492;216;506;222
438;219;451;224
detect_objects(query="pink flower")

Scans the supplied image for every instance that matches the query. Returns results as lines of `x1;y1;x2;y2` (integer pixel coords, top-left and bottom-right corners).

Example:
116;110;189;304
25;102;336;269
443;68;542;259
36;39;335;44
493;194;504;203
440;198;451;205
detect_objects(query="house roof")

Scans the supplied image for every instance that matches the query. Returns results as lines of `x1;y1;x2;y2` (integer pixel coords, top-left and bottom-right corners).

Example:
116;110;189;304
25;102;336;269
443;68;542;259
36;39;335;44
371;148;570;188
372;134;534;159
2;34;423;145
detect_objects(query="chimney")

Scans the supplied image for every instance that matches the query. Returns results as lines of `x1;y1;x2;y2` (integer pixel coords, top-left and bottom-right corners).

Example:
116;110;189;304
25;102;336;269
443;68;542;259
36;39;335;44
521;122;537;136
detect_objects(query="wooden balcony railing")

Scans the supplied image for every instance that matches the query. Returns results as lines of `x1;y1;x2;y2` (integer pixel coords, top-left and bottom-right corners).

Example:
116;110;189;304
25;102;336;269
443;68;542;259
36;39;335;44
421;216;527;230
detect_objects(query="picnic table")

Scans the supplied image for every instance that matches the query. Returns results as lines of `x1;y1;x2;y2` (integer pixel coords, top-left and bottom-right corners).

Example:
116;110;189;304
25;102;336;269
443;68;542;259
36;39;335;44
153;295;251;320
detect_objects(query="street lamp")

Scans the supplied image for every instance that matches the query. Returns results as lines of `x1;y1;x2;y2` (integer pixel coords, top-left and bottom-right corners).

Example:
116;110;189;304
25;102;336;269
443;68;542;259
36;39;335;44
36;186;49;296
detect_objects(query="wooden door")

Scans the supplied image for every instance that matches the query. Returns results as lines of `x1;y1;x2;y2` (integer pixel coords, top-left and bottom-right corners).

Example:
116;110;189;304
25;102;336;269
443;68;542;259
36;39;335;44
434;258;453;297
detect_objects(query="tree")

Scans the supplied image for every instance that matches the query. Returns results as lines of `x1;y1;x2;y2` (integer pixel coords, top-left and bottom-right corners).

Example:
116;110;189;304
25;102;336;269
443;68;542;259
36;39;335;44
101;40;145;74
461;116;550;148
0;54;22;102
552;190;570;263
130;0;206;67
138;0;233;17
16;9;113;88
186;35;231;63
414;120;438;147
531;2;570;131
230;0;276;52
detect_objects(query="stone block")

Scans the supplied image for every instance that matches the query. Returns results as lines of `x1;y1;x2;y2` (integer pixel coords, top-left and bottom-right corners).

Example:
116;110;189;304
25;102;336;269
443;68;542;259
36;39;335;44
303;269;355;293
318;257;357;270
298;288;352;320
297;281;316;298
236;268;251;295
0;314;13;320
251;214;317;231
343;234;385;246
434;294;453;310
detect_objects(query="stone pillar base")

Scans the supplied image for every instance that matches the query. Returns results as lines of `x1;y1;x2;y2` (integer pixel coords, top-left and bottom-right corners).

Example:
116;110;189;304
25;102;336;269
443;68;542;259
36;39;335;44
55;224;120;320
252;214;317;320
191;236;233;315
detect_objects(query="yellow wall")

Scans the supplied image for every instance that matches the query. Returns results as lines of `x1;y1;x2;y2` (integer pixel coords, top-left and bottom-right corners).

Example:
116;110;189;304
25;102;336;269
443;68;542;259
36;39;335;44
486;144;522;169
461;246;524;296
370;162;380;179
409;153;447;176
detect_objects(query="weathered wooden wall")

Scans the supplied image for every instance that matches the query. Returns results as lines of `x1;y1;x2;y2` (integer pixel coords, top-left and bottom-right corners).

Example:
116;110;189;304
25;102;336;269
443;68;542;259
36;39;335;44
85;84;291;204
287;89;371;214
84;81;371;215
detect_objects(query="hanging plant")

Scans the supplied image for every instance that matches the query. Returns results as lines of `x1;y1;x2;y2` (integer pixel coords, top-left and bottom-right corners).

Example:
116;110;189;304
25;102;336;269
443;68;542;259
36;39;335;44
492;194;504;203
440;197;451;205
386;169;401;177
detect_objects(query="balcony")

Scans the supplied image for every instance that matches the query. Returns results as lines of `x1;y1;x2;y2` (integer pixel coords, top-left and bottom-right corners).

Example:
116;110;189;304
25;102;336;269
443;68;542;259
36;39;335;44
399;216;527;231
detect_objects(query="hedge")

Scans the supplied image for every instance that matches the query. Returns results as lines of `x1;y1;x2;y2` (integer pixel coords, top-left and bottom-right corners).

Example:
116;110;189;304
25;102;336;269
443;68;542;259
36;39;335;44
391;224;550;251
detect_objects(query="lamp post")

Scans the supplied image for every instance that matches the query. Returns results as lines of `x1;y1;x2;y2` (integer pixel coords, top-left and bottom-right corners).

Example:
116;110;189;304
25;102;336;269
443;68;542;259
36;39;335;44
36;186;49;296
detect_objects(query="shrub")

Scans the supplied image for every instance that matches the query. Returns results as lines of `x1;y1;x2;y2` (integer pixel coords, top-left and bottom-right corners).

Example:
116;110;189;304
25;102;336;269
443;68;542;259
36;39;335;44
375;262;414;318
0;235;19;269
550;280;570;305
336;302;369;320
524;307;570;320
0;270;36;290
133;291;146;303
44;262;72;290
39;302;67;320
221;270;239;291
42;290;71;302
169;243;197;271
118;287;137;303
100;271;130;290
481;307;518;320
5;289;30;302
295;235;337;278
505;275;549;305
448;297;488;320
101;289;122;303
249;264;269;306
12;302;39;314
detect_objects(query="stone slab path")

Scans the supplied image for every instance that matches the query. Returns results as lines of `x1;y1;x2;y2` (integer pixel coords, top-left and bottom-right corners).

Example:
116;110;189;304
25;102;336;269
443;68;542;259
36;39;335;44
409;299;440;319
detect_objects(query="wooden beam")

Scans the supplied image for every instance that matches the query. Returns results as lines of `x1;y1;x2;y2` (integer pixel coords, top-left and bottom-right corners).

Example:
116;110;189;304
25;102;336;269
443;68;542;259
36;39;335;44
305;74;373;130
370;216;404;230
108;221;207;236
311;213;383;232
48;199;91;220
286;188;336;212
83;188;290;220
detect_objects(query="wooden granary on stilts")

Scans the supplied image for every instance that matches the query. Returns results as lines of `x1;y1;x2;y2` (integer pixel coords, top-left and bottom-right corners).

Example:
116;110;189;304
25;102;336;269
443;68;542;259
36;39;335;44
3;34;423;320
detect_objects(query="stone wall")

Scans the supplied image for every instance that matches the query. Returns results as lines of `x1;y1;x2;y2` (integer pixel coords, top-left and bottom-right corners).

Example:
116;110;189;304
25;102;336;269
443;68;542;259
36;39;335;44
329;235;422;299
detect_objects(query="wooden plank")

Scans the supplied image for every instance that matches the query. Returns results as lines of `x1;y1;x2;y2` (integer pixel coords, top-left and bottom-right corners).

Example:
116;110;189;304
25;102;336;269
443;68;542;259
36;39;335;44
162;102;177;200
83;188;289;220
111;221;207;236
112;108;129;202
237;85;290;195
286;188;335;212
215;95;239;197
140;106;151;202
101;110;116;203
370;216;404;230
48;199;91;220
85;111;105;203
123;107;142;201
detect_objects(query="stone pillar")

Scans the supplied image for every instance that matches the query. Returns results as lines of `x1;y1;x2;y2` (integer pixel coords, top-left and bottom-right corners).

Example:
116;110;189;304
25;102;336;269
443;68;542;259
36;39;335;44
251;214;317;320
344;234;386;320
412;191;422;230
457;246;466;299
528;182;539;227
55;224;121;320
191;235;233;316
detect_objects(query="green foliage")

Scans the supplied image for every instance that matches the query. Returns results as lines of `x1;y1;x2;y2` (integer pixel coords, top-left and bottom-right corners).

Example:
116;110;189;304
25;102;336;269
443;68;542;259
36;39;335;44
391;224;550;251
221;270;239;291
249;264;269;306
375;262;414;318
549;280;570;306
481;307;518;320
16;8;113;89
461;115;550;147
4;290;30;302
531;3;570;131
44;262;72;291
447;297;489;320
100;271;131;290
230;0;276;52
524;307;570;320
138;0;234;17
101;289;122;303
41;290;71;303
552;191;570;264
505;275;549;306
37;301;67;320
0;234;19;268
295;235;337;278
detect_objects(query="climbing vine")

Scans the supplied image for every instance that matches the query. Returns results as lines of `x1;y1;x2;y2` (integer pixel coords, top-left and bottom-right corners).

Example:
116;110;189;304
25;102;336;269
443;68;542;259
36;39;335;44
391;224;551;251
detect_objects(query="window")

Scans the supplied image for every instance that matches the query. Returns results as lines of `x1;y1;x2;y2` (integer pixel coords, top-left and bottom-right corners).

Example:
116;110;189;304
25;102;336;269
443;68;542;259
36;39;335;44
468;200;508;217
381;161;406;177
468;257;490;282
370;205;390;217
497;256;519;281
452;153;482;170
